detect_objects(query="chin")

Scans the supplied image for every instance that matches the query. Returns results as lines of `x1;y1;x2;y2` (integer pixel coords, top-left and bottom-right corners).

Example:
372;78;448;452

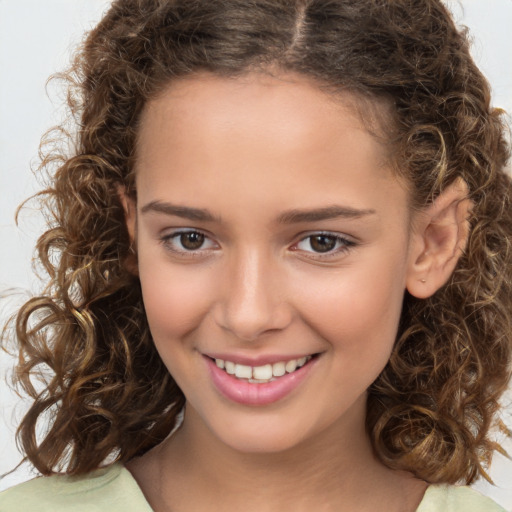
186;402;314;455
217;425;308;455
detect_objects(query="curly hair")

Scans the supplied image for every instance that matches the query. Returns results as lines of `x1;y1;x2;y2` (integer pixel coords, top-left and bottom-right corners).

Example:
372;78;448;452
5;0;511;484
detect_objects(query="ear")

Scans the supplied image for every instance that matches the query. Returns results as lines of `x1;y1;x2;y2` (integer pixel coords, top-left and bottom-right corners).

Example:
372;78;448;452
117;185;139;275
406;178;472;299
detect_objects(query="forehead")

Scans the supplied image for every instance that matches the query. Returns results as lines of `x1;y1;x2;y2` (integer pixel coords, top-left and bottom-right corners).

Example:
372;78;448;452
138;72;350;140
136;72;391;168
134;72;407;222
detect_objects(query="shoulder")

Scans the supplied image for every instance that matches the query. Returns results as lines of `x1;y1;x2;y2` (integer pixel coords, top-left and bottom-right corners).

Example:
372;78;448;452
0;464;152;512
416;484;506;512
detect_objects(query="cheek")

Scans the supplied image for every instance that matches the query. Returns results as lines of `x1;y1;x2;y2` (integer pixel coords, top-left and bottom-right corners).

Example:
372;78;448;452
137;252;215;342
292;255;407;362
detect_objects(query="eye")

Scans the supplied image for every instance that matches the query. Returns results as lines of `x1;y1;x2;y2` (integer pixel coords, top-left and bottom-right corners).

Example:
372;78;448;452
293;233;355;256
161;230;218;254
178;231;206;250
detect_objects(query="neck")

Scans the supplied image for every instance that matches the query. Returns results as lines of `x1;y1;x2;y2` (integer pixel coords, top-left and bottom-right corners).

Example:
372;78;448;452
130;397;426;512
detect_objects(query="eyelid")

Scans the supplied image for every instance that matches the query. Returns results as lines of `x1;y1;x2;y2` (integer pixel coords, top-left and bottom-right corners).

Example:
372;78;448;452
158;228;356;260
290;231;357;258
160;228;219;255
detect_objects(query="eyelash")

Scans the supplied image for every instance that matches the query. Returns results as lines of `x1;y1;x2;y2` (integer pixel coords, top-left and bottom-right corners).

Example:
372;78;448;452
159;230;356;259
160;230;218;257
291;232;356;259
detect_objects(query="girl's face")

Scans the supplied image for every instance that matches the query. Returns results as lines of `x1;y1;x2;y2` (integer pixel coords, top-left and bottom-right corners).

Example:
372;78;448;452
129;73;418;453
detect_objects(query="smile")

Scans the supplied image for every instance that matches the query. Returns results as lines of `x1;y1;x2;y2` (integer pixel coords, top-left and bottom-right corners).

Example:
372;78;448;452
214;356;313;383
206;353;318;406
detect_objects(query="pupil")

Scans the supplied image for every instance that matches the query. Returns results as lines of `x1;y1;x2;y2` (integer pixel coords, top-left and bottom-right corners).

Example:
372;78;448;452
310;235;336;253
181;232;205;250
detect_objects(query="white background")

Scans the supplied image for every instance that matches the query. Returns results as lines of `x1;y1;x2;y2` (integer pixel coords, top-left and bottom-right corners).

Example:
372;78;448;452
1;0;511;507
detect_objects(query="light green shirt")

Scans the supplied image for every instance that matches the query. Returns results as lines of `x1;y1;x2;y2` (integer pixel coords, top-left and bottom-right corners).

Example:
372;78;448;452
0;463;506;511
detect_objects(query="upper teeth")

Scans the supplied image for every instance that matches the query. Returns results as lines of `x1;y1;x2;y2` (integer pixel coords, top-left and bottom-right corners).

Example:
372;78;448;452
215;356;311;382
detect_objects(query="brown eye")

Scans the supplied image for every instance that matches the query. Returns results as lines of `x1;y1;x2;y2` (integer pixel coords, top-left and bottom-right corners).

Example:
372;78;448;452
180;232;205;250
161;230;217;255
294;233;354;258
309;235;337;253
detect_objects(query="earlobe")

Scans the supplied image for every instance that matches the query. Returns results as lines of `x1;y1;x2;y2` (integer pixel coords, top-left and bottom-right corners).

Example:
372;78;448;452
406;178;472;299
117;185;139;275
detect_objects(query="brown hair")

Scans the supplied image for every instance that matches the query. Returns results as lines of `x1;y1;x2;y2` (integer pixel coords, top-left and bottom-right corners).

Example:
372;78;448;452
5;0;511;484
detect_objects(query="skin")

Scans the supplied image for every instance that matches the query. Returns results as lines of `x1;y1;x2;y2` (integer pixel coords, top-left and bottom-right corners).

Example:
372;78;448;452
124;72;470;512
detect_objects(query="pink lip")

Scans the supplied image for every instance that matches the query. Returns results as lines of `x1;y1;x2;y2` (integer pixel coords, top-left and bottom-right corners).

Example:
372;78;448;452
205;355;317;406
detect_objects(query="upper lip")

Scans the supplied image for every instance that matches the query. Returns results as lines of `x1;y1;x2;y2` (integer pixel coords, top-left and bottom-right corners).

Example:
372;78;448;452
202;352;318;366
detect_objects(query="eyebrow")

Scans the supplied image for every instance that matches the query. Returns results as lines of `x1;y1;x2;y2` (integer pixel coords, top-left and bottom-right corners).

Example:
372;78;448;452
140;201;376;224
276;205;376;224
140;201;218;222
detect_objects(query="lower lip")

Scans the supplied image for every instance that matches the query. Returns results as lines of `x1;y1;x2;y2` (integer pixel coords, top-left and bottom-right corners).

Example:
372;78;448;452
205;356;317;406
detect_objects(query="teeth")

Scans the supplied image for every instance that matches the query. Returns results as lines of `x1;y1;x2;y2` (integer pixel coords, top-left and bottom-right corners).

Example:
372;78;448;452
213;355;312;382
235;364;252;379
285;360;297;373
252;364;273;380
272;362;286;377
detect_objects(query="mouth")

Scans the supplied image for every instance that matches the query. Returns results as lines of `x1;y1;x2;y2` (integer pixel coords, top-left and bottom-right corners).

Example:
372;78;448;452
205;353;319;406
211;355;314;383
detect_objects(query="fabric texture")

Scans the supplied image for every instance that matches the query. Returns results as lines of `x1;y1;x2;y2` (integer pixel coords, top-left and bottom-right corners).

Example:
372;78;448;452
0;464;151;512
0;463;506;511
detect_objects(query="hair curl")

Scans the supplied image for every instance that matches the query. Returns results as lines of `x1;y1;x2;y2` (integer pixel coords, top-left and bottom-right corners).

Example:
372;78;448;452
5;0;512;484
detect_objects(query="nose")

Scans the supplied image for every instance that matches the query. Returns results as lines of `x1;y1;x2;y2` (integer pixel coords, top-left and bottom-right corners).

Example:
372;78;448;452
213;249;293;342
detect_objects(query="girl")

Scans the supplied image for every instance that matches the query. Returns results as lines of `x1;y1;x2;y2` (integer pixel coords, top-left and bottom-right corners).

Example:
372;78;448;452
1;0;511;510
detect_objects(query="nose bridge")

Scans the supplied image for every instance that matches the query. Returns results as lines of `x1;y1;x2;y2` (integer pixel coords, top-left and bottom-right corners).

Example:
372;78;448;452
216;246;291;341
